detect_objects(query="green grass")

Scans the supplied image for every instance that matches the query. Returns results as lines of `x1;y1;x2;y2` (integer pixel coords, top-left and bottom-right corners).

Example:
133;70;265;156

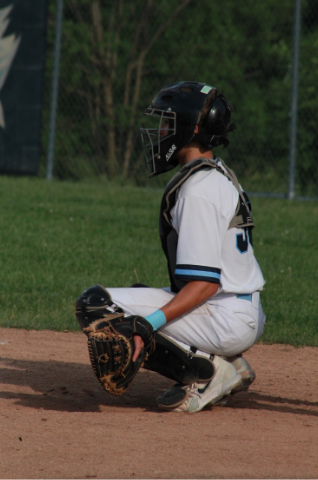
0;176;317;347
250;196;318;346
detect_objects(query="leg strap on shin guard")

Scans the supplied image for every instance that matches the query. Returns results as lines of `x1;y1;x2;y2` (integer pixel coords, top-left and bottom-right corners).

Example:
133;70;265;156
143;331;214;385
75;284;123;330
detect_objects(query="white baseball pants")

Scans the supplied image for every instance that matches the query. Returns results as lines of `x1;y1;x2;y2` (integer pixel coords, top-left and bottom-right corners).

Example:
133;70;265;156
107;287;266;357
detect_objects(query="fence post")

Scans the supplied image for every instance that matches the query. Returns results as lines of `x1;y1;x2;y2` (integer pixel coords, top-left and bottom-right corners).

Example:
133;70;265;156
46;0;64;181
288;0;302;200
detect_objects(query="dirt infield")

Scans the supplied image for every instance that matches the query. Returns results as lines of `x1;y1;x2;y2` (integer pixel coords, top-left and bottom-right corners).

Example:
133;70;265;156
1;328;318;479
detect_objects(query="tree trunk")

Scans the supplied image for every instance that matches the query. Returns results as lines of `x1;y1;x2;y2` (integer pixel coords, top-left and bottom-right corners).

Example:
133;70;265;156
91;0;118;176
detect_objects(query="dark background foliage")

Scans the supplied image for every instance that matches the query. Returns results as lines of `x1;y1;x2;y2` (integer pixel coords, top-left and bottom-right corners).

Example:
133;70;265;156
41;0;318;196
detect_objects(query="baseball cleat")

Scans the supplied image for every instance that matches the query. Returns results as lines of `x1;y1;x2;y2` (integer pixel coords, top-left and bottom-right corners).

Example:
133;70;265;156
229;356;256;394
208;356;256;405
156;384;190;409
157;355;241;413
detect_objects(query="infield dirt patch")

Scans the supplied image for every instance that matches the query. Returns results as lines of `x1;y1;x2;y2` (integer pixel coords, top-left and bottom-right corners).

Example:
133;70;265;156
0;327;318;479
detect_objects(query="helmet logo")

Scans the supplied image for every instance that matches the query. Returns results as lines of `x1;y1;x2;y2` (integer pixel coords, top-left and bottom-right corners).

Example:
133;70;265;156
166;144;177;161
200;85;213;94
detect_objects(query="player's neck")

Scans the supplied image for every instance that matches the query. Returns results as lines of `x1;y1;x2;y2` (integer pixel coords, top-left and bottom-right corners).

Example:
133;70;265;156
177;142;213;167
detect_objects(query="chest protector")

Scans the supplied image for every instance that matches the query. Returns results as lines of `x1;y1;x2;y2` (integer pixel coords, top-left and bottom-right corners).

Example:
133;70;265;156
159;157;254;293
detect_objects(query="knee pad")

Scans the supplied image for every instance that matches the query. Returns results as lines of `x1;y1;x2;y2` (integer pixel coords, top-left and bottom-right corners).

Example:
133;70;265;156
143;332;214;385
75;284;123;330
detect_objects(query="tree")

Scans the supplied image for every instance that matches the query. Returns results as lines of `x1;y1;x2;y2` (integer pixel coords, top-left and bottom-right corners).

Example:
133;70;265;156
47;0;318;195
55;0;194;179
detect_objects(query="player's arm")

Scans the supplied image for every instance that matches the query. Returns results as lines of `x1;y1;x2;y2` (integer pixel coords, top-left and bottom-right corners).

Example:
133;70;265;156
132;280;218;361
160;280;218;321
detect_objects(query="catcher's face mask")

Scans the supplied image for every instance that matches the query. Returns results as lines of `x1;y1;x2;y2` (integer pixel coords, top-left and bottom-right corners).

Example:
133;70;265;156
140;108;178;178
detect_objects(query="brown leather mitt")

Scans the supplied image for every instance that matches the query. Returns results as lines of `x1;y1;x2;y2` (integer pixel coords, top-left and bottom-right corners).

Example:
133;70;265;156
84;313;154;396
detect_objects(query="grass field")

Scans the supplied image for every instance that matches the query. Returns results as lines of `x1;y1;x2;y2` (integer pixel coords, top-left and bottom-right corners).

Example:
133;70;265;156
0;175;317;346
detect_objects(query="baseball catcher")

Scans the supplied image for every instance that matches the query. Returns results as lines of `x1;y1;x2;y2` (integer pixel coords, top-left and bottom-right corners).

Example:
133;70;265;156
76;81;266;412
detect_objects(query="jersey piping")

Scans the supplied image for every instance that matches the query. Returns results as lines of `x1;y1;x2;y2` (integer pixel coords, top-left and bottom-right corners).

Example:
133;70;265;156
175;265;221;283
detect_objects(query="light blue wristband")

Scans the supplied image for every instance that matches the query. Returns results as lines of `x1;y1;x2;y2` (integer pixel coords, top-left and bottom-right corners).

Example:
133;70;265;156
145;310;167;331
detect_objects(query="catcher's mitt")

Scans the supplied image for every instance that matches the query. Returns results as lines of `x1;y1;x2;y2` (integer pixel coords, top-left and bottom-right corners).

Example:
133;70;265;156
84;313;154;396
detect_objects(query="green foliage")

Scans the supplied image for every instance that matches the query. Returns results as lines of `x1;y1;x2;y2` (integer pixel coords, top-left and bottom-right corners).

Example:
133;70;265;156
296;1;318;195
41;0;318;195
0;176;318;347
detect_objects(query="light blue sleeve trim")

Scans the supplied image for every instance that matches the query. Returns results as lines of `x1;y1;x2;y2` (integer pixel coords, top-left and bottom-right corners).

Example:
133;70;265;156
145;310;167;331
175;268;221;280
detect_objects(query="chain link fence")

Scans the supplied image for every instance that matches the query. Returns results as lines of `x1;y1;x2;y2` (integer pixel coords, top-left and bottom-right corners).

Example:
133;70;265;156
41;0;318;197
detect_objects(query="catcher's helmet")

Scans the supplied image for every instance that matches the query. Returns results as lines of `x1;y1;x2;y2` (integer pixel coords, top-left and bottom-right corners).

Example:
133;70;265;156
140;81;235;177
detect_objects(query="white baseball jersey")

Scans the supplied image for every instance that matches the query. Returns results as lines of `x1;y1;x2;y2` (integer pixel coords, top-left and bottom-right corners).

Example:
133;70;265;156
169;160;265;295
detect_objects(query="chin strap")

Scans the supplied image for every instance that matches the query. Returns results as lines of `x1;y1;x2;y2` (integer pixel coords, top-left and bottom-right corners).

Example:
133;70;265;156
193;133;229;148
193;123;236;148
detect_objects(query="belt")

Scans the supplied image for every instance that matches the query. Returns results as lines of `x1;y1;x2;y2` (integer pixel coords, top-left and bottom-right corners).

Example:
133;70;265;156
236;293;253;302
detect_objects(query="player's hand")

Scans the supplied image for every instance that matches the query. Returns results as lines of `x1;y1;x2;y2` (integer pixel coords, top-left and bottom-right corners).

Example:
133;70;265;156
132;334;145;362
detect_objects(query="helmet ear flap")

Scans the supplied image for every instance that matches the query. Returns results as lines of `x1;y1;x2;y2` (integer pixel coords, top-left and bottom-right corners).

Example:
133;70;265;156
197;93;235;148
201;96;230;136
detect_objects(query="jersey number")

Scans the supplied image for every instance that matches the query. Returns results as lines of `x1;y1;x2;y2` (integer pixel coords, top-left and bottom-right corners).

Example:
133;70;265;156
236;227;253;254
